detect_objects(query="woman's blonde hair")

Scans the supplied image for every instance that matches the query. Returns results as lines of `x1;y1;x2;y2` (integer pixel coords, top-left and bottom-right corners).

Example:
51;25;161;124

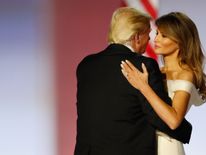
108;7;151;44
156;12;206;97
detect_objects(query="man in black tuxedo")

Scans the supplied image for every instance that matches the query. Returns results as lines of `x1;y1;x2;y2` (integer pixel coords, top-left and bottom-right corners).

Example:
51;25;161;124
74;7;191;155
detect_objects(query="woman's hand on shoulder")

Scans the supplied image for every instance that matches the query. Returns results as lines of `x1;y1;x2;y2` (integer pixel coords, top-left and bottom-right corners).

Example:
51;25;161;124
120;60;149;91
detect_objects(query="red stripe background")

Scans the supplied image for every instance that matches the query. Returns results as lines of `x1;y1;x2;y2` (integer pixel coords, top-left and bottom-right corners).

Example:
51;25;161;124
54;1;123;155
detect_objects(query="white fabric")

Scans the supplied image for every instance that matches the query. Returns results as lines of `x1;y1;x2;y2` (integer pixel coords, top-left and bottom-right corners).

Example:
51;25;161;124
157;80;204;155
167;80;204;109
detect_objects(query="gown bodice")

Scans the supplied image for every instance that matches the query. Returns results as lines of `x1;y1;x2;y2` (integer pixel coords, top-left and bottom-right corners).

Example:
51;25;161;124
157;80;204;155
166;80;204;112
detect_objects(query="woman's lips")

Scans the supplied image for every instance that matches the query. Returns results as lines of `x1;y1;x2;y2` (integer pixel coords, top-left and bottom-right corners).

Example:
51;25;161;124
154;44;160;49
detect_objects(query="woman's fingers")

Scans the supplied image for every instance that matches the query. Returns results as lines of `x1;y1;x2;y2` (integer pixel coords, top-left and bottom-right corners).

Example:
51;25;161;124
121;69;128;78
141;63;148;74
121;61;131;73
125;60;140;73
120;60;149;90
121;60;148;76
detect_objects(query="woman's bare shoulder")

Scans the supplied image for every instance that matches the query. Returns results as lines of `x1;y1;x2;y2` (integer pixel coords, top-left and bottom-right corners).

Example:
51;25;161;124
176;68;194;83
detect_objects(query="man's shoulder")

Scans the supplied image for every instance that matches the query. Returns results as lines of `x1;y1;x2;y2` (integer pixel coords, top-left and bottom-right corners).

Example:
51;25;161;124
76;51;102;71
80;53;98;63
130;54;158;68
138;55;157;63
80;51;103;63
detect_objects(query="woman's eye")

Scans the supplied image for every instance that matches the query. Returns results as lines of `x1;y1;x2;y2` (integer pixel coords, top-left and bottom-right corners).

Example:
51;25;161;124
162;34;167;38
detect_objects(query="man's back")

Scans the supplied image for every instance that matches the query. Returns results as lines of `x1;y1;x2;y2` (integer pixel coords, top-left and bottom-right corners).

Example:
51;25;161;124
74;44;162;155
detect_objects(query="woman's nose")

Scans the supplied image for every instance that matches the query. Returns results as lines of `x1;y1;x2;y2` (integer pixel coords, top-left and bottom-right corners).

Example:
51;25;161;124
154;35;159;42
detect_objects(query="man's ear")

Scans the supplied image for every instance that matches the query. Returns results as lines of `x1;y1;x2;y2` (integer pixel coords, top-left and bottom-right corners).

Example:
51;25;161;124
134;33;140;43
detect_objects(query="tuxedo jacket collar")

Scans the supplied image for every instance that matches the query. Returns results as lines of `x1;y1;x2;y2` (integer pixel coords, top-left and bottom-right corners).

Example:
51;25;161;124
102;43;141;56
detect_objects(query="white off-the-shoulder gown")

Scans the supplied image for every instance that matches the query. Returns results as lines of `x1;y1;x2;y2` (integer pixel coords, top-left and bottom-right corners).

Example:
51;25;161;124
156;80;204;155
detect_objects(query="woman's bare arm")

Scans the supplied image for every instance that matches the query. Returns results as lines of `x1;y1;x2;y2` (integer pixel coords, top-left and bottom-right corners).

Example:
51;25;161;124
121;60;191;129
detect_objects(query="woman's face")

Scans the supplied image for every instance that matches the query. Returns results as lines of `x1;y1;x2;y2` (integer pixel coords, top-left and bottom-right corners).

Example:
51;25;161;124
154;29;179;56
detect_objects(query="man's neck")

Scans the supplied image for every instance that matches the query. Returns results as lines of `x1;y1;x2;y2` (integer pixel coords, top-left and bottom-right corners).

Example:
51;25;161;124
124;43;135;53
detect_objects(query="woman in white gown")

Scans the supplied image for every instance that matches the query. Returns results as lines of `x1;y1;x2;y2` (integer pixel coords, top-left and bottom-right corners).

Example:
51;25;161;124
120;12;206;155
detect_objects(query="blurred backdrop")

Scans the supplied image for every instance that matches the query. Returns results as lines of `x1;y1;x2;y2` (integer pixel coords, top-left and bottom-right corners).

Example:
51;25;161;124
0;0;206;155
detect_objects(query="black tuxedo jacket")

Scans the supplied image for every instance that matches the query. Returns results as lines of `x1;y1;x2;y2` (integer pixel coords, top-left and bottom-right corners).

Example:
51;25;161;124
74;44;192;155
